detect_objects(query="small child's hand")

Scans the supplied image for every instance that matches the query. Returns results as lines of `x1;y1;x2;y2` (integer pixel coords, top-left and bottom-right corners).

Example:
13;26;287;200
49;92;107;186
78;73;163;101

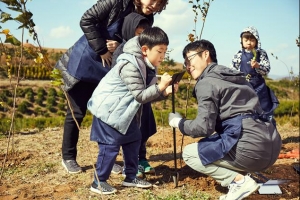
158;73;172;91
250;60;259;68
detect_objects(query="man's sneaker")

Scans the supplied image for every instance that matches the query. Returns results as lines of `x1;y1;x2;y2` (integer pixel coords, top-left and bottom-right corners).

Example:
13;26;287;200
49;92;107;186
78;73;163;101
219;175;260;200
111;163;123;174
90;181;117;195
139;160;155;174
62;159;82;174
122;177;152;188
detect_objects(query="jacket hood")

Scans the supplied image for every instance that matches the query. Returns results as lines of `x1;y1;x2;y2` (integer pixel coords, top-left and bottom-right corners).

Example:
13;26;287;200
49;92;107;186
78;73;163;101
122;12;149;41
240;26;261;50
122;36;144;60
200;63;247;85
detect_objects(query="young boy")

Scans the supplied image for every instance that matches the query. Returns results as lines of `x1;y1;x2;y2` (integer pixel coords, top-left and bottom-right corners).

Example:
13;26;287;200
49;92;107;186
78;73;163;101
230;26;279;122
87;27;177;195
112;12;156;177
168;39;281;200
111;12;151;175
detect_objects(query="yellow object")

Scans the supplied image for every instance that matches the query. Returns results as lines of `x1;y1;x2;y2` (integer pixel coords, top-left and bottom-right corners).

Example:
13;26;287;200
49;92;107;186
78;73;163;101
252;49;257;60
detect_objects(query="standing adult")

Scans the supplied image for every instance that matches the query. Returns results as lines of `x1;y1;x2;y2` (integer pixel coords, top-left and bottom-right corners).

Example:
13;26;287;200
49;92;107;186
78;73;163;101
55;0;168;174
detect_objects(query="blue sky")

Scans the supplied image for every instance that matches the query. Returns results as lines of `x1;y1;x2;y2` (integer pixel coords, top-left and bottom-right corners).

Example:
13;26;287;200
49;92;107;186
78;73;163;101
0;0;299;79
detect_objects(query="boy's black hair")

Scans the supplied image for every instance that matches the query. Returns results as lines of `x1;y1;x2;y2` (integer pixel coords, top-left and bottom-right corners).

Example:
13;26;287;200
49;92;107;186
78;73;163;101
182;40;218;63
134;0;168;14
139;26;169;49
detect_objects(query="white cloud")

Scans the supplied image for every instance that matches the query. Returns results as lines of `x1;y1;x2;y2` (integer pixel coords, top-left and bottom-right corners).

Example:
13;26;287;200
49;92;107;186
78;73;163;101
153;0;199;62
49;26;73;39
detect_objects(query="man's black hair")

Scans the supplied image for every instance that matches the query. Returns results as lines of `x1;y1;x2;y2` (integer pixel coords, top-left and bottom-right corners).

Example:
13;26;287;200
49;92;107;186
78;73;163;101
139;26;169;49
182;39;218;63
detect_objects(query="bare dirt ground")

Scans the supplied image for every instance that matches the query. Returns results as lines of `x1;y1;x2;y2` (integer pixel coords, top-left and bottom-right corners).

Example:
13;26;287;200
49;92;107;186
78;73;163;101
0;123;299;200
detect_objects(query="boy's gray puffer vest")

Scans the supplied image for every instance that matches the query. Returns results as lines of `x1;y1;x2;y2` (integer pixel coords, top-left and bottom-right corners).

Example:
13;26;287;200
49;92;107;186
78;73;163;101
87;36;163;135
87;54;145;135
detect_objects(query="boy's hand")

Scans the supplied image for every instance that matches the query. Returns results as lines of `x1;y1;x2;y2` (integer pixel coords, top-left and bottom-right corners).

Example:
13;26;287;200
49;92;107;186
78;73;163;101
158;73;172;91
106;40;120;52
250;60;259;68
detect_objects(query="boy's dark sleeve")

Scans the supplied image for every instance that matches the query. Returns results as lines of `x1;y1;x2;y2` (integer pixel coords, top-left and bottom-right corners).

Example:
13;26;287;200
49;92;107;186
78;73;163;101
80;0;114;55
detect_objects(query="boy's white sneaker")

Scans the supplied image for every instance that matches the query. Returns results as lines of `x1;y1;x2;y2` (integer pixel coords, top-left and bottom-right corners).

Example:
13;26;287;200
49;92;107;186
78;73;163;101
219;175;259;200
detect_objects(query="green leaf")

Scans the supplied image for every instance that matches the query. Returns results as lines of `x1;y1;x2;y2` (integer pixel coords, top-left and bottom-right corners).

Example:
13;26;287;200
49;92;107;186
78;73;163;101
0;11;13;23
4;35;21;46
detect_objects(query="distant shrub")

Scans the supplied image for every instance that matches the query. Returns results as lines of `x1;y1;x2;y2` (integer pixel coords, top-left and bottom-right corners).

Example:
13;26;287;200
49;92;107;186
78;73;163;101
24;87;34;94
42;111;50;117
34;107;43;116
274;100;299;117
0;116;66;133
46;96;57;107
268;85;288;99
7;98;13;107
82;113;93;128
15;112;23;118
46;104;57;113
16;88;25;97
48;88;57;97
57;111;65;116
17;100;31;114
35;96;44;106
276;115;299;127
37;87;46;95
1;89;12;97
57;90;65;98
25;91;35;103
0;92;8;102
57;103;66;111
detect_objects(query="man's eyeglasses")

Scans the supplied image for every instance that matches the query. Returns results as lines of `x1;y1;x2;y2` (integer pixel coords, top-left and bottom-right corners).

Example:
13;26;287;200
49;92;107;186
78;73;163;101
183;50;204;68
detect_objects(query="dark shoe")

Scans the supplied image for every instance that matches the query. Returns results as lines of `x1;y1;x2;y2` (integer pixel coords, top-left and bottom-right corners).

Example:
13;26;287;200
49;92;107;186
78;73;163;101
139;160;155;174
90;181;117;195
111;163;123;174
62;159;82;174
122;177;152;188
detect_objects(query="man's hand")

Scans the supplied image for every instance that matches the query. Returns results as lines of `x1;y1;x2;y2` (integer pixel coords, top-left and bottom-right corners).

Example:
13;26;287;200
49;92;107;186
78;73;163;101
168;112;183;128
